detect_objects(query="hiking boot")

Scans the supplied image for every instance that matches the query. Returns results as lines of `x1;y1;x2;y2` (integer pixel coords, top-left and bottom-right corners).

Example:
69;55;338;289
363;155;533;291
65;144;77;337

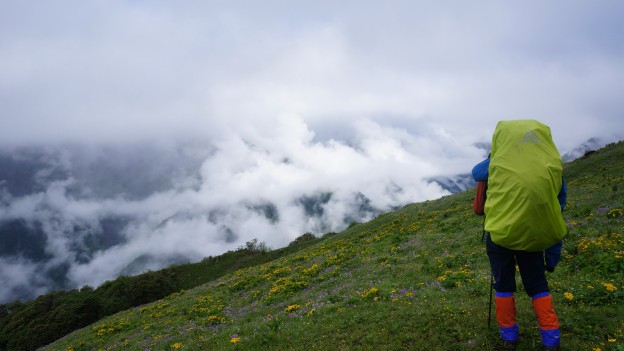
543;345;560;351
499;339;517;350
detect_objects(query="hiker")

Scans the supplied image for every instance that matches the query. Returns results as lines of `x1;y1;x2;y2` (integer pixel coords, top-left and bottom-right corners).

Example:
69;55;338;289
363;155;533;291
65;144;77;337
472;120;567;351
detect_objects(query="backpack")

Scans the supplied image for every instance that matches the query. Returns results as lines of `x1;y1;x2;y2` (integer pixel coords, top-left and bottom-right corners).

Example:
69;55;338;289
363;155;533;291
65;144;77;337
472;180;487;216
484;120;567;251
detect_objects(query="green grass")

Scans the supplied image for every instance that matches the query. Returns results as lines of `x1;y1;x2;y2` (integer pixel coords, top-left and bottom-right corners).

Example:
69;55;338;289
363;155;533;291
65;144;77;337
41;142;624;351
0;235;329;351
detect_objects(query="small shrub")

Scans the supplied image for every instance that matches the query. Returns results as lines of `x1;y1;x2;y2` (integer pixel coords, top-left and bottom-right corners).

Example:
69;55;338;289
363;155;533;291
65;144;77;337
289;232;316;246
322;231;337;238
348;221;359;229
240;238;270;253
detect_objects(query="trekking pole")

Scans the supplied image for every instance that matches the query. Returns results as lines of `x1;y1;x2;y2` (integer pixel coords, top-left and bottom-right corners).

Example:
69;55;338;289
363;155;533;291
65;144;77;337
481;219;493;328
488;272;493;328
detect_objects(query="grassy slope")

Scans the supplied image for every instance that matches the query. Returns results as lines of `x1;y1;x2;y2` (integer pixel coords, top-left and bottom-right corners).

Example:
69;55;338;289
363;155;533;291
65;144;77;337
42;142;624;351
0;235;329;351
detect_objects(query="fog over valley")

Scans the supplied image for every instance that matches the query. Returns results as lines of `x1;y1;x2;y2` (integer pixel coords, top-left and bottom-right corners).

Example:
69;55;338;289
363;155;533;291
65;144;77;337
0;121;491;303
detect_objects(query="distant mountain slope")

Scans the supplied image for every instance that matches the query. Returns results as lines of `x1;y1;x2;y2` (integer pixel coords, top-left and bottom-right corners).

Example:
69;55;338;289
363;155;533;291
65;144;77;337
427;173;476;194
561;137;609;162
430;137;614;195
32;140;624;351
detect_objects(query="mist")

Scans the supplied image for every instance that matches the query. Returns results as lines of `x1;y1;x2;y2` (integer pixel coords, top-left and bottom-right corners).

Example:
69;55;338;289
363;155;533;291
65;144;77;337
0;117;490;303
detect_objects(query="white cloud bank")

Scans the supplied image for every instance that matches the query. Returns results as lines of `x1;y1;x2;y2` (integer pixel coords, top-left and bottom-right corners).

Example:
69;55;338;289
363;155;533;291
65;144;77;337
0;117;483;303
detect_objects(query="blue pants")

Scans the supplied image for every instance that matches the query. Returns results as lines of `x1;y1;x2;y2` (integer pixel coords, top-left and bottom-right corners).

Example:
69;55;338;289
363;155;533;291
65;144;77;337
486;233;560;347
485;233;549;296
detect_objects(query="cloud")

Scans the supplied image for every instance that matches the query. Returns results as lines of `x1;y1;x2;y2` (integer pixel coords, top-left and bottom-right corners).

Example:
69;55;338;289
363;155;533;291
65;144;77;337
1;1;623;148
1;0;624;302
1;117;483;302
0;257;51;301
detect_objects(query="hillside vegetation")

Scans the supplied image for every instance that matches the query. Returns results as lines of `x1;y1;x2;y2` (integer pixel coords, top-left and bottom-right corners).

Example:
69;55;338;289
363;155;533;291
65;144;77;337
15;142;624;350
0;235;329;351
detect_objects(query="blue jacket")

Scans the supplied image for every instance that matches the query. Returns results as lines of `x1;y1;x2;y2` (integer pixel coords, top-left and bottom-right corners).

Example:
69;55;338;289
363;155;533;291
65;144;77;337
472;157;566;270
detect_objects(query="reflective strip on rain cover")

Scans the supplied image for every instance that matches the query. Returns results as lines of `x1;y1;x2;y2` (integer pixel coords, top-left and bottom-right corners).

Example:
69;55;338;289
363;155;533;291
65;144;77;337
485;120;567;251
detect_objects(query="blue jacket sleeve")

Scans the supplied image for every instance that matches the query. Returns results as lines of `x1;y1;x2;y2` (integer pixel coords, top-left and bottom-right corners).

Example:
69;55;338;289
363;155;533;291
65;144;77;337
546;178;566;271
472;158;490;182
558;178;567;212
545;241;562;272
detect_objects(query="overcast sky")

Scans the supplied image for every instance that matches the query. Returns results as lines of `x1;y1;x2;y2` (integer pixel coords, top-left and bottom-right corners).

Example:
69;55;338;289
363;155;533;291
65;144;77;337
2;0;623;150
1;1;624;302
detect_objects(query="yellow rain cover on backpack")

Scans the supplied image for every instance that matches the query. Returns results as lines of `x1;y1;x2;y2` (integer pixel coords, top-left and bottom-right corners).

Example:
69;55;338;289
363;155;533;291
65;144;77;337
485;120;567;251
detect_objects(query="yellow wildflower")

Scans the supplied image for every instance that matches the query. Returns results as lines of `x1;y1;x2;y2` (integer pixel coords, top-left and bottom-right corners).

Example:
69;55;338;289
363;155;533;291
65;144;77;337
171;343;183;350
230;336;241;344
603;283;617;292
361;287;379;298
284;304;301;312
564;292;574;301
206;315;225;324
